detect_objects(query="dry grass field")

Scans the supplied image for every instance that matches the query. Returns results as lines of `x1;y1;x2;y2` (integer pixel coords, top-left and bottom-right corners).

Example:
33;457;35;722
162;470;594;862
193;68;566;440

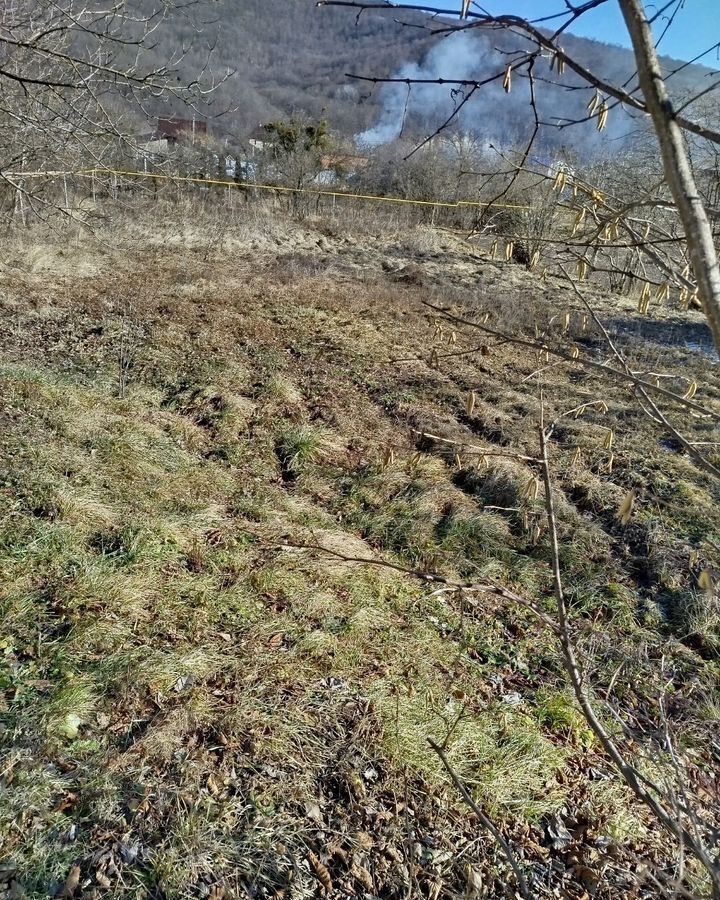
0;198;718;899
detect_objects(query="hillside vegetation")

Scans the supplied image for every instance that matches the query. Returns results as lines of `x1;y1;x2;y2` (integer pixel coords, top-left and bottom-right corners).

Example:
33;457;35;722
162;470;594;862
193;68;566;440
156;0;712;144
0;198;718;898
155;0;433;137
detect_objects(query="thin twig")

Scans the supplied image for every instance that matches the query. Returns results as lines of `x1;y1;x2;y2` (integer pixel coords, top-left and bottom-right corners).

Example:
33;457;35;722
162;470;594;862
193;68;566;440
427;738;531;899
274;541;560;633
422;299;720;423
413;428;538;462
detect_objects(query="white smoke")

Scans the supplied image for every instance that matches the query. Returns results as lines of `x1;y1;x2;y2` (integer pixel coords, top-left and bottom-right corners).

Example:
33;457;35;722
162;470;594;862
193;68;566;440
355;29;636;157
356;32;500;147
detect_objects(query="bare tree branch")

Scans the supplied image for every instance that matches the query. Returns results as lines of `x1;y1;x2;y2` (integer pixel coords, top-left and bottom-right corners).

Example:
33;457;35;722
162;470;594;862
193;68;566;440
317;1;720;145
422;300;720;424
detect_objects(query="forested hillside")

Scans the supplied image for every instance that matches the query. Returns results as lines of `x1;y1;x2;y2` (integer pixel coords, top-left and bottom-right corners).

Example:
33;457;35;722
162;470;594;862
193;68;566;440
159;0;713;152
159;0;434;137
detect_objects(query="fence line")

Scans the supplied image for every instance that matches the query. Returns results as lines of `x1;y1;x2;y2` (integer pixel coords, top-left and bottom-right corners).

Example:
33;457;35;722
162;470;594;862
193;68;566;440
5;167;538;212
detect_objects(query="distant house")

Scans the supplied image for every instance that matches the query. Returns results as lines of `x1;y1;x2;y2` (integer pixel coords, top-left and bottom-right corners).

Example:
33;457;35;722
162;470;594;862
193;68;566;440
137;116;228;179
154;117;208;145
237;160;258;181
141;137;171;158
309;156;368;188
139;117;208;159
246;125;269;155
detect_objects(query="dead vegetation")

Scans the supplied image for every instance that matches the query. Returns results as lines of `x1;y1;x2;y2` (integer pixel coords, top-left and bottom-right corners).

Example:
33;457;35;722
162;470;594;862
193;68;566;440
0;203;718;899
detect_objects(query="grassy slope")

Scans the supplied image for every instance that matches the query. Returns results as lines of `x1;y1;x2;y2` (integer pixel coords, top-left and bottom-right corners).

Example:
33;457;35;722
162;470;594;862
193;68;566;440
1;205;719;899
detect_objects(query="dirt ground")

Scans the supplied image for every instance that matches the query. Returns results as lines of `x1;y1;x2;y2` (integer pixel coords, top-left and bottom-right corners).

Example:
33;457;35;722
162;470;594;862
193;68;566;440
0;200;718;899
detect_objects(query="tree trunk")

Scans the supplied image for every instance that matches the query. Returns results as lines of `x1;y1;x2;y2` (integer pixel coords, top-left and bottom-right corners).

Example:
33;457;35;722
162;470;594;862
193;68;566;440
619;0;720;354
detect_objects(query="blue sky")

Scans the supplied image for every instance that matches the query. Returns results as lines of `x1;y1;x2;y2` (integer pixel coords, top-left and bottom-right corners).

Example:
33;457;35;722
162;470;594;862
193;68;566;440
395;0;718;63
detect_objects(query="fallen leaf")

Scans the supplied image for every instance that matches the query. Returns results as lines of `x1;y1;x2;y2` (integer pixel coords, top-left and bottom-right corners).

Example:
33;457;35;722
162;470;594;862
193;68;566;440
546;813;573;850
63;865;81;898
618;489;636;525
326;841;349;864
501;691;522;706
699;569;714;594
351;862;373;892
355;831;374;851
573;865;600;889
305;801;323;824
308;852;332;894
206;528;225;547
347;772;366;798
206;773;221;796
173;674;193;693
54;793;79;814
267;632;284;650
428;879;443;900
